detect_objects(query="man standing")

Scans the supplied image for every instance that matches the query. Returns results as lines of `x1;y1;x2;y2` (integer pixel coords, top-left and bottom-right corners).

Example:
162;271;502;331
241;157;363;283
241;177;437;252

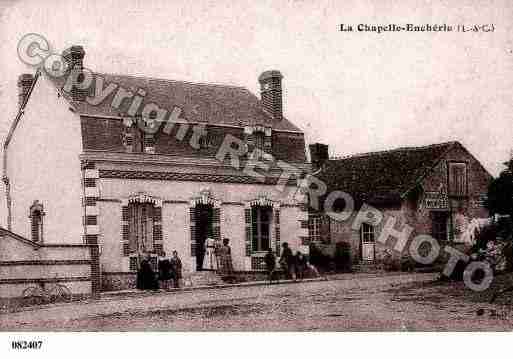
170;251;183;288
279;242;294;280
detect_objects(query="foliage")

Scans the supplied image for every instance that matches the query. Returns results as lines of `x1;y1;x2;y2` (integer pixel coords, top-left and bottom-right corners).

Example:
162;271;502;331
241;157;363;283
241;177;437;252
308;242;333;272
334;242;352;272
485;170;513;216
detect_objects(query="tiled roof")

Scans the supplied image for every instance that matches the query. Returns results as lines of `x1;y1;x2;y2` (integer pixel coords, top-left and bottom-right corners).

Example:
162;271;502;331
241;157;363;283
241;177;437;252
49;72;302;132
318;141;459;204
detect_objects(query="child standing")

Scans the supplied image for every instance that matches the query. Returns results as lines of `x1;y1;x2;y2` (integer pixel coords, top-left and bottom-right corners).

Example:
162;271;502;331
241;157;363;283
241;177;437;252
264;248;277;283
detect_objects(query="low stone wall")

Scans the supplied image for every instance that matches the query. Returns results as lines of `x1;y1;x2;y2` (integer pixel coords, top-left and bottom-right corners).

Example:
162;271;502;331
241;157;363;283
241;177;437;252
102;272;136;291
0;228;100;299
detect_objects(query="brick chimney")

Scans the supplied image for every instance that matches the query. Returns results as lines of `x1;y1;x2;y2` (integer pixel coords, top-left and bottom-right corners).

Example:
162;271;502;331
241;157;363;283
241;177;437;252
62;45;85;70
309;143;329;171
62;45;87;101
258;70;283;120
17;73;35;108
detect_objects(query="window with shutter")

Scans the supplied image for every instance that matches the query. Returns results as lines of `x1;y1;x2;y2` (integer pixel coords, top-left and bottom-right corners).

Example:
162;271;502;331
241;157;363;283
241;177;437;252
251;205;272;252
126;202;156;254
448;162;468;197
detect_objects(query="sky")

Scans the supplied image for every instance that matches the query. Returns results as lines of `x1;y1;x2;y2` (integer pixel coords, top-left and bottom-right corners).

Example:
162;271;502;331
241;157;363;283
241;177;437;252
0;0;512;179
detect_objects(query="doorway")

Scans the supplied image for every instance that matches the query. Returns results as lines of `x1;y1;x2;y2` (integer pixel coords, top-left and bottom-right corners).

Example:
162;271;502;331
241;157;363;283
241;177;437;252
360;223;375;262
195;204;214;271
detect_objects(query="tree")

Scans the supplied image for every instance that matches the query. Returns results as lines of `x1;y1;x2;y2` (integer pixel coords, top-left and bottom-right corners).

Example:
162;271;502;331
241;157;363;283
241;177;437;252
485;170;513;216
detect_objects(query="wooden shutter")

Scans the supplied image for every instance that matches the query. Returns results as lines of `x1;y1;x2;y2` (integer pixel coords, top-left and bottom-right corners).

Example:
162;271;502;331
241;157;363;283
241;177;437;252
244;208;252;256
153;206;163;256
190;207;196;257
212;207;221;242
274;209;281;254
121;205;130;257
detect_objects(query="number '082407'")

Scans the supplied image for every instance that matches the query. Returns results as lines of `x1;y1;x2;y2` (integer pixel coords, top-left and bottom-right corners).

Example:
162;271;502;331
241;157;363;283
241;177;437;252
11;340;43;350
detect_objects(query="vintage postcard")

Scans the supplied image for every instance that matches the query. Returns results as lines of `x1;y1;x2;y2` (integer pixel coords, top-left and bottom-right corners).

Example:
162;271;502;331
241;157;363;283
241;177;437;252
0;0;512;354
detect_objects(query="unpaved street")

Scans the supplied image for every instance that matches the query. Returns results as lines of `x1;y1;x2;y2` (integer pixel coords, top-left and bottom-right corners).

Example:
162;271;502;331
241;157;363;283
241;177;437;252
1;273;513;331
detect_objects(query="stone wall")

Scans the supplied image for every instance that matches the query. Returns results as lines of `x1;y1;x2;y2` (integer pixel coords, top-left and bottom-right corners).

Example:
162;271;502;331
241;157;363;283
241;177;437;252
0;229;98;298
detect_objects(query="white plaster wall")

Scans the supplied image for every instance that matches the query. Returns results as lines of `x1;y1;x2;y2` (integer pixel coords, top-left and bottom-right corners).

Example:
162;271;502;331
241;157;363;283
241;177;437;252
221;205;246;271
97;178;305;271
162;202;192;272
6;75;84;244
97;201;123;273
0;234;41;261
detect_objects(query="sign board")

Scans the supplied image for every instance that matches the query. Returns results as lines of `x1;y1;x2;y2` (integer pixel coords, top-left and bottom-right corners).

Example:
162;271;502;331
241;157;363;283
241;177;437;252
424;192;448;210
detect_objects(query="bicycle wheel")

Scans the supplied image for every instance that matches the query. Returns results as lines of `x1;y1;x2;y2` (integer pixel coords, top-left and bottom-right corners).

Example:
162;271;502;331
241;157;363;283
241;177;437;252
56;284;72;302
48;284;72;302
22;286;44;306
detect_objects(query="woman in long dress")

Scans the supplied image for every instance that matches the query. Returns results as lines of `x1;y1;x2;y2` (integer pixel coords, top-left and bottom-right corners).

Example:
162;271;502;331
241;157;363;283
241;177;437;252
202;237;217;271
218;237;234;277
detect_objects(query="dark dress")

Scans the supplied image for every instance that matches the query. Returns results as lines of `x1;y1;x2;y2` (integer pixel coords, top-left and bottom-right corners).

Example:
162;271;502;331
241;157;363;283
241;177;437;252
218;245;234;277
136;258;158;290
280;247;294;279
295;254;307;280
170;257;182;287
158;259;172;281
265;252;276;272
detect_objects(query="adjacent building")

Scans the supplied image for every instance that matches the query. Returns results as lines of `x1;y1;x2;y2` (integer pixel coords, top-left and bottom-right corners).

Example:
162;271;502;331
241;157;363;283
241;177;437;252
308;141;493;263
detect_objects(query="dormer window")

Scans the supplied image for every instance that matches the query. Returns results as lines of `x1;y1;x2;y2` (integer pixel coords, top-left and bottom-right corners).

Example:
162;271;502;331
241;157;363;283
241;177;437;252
123;117;155;154
244;126;272;157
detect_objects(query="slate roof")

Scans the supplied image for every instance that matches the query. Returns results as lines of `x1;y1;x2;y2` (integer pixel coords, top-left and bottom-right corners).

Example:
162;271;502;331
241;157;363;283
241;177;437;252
318;141;459;205
49;72;302;132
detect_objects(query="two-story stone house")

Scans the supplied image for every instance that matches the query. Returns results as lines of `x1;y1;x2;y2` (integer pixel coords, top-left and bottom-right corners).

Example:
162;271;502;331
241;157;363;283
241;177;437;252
3;46;310;290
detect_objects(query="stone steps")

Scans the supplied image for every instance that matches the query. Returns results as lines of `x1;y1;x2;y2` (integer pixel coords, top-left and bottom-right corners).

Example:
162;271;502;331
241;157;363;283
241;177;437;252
186;271;222;287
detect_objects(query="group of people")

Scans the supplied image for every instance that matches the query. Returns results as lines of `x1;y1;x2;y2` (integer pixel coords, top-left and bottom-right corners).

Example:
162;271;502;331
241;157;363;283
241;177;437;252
136;250;183;291
201;237;234;277
137;240;314;290
136;238;235;291
264;242;316;282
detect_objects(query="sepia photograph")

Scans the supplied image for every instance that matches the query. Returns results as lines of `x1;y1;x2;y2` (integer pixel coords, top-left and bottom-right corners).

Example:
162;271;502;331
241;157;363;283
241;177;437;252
0;0;512;355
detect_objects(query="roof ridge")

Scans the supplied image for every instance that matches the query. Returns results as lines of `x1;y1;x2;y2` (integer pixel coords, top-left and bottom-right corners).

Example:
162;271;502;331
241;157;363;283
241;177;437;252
329;141;459;161
96;71;250;91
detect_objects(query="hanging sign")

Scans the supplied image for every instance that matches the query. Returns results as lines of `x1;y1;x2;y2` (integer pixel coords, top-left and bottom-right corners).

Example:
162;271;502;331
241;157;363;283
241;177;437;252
424;191;449;209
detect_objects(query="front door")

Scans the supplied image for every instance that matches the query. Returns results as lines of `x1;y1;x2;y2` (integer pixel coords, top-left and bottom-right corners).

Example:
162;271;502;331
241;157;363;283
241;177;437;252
195;204;213;271
360;223;375;262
